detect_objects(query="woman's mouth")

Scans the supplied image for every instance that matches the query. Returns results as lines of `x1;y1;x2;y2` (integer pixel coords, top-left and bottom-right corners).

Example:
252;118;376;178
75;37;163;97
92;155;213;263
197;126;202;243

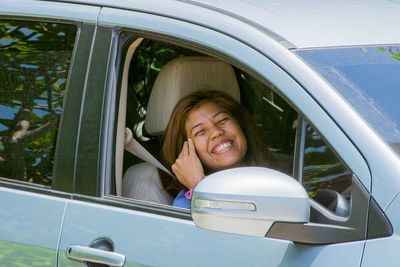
212;141;233;154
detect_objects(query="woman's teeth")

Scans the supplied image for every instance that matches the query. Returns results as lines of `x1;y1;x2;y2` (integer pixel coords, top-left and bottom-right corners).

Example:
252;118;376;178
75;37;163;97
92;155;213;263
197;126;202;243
213;141;232;153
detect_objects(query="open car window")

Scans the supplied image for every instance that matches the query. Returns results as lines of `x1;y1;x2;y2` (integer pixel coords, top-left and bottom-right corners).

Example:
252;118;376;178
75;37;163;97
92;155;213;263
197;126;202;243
111;35;353;219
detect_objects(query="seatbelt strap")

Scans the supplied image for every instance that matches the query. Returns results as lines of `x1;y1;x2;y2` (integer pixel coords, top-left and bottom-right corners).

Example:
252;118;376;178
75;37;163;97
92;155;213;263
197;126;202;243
124;127;175;178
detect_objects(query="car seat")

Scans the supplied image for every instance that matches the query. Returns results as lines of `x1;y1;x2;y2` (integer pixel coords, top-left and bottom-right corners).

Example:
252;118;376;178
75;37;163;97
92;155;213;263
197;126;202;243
122;56;240;205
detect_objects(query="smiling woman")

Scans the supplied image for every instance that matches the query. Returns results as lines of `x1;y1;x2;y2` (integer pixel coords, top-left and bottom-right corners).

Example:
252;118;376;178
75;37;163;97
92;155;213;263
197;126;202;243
185;101;247;172
160;90;275;208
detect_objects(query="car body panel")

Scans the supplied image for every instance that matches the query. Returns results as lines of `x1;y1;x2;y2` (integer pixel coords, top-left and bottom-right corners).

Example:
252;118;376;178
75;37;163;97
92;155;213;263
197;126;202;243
0;185;66;266
2;0;99;23
58;0;400;48
58;198;365;267
52;22;98;193
187;0;400;48
73;25;114;197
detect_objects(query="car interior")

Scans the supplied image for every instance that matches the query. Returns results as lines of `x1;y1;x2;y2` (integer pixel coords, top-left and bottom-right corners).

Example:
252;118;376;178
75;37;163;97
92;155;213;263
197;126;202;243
112;35;352;216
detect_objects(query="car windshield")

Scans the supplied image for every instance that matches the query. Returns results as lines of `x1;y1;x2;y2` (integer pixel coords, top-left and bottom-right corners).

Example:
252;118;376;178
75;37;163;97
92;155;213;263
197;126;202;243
297;46;400;157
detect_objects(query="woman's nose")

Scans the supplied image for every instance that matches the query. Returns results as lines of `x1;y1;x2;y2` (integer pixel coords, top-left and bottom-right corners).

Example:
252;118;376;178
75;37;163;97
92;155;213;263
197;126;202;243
210;125;224;139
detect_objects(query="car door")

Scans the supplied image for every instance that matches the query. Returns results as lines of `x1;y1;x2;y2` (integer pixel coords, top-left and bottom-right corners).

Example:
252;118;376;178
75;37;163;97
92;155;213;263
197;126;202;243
0;1;98;265
57;5;376;267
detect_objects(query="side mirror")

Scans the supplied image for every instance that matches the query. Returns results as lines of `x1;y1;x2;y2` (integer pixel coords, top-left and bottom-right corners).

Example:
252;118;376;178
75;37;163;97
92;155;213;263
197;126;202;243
191;167;310;237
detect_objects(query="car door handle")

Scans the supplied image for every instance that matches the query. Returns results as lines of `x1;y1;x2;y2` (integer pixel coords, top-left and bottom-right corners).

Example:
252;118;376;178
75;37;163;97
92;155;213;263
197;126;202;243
66;245;126;266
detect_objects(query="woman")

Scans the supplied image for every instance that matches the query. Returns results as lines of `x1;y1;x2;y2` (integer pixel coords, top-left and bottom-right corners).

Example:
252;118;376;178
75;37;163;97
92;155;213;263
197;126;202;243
160;90;274;208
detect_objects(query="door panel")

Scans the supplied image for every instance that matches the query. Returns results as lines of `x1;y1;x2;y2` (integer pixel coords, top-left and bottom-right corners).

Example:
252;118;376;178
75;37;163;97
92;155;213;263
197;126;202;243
0;187;66;266
59;200;365;266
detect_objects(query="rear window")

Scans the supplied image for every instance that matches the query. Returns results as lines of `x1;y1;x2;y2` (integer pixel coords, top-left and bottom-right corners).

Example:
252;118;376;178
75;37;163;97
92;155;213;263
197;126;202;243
0;20;77;186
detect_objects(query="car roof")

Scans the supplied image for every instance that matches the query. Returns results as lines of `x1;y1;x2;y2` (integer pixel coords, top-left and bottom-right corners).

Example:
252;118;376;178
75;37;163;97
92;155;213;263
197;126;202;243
57;0;400;49
189;0;400;49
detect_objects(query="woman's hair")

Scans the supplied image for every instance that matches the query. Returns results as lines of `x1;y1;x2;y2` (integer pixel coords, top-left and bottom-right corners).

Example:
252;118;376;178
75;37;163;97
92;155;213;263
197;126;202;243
159;89;274;195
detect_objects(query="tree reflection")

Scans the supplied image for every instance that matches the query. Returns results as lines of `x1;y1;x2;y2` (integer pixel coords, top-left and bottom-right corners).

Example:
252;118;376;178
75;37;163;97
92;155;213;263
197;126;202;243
0;20;76;185
378;47;400;61
302;124;352;198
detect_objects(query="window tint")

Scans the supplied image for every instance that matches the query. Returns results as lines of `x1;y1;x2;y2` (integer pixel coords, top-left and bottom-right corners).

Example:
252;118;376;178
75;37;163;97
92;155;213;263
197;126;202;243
302;123;352;210
0;20;76;186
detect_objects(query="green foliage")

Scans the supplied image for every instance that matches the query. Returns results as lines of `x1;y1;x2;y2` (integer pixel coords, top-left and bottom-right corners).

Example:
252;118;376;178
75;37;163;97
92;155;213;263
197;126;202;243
0;19;76;185
302;125;352;198
378;47;400;61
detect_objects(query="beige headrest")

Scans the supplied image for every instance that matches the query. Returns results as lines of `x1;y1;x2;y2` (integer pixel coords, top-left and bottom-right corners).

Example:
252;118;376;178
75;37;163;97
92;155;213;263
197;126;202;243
145;56;240;136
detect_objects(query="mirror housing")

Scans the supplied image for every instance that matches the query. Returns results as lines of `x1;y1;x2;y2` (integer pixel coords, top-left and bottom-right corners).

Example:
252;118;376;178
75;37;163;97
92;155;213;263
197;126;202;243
191;167;310;237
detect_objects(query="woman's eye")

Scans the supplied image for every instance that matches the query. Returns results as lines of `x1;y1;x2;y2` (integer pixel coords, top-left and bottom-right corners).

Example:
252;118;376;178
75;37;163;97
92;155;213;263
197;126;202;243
194;130;205;136
217;118;229;124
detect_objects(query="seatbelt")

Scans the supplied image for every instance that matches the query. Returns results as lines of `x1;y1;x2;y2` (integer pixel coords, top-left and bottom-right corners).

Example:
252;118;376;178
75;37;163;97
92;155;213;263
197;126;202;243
124;127;175;178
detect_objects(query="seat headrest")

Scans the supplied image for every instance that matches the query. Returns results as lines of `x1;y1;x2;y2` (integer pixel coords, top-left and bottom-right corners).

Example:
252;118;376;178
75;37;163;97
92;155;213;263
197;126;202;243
145;56;240;136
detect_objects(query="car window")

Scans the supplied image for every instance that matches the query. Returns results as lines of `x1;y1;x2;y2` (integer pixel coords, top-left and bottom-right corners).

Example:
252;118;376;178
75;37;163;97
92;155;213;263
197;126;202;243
116;36;355;219
302;122;352;215
297;47;400;157
121;38;296;174
0;20;77;186
117;37;297;201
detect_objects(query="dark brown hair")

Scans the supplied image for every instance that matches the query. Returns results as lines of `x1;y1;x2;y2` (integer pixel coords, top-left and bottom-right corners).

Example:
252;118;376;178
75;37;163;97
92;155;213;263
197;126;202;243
159;90;274;195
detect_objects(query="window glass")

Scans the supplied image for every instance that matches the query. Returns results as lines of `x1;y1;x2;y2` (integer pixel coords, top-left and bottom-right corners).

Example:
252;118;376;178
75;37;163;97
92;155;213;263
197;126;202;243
303;123;352;212
297;47;400;157
0;20;77;186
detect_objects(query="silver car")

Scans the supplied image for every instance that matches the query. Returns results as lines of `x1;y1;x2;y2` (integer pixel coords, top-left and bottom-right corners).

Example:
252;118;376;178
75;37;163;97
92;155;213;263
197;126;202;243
0;0;399;266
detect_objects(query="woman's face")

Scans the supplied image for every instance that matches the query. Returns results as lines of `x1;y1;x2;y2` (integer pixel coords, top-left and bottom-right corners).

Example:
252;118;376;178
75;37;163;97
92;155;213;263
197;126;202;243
185;102;247;172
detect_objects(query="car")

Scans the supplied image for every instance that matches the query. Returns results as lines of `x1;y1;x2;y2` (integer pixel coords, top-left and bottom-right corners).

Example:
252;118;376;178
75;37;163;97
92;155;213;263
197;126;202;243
0;0;399;266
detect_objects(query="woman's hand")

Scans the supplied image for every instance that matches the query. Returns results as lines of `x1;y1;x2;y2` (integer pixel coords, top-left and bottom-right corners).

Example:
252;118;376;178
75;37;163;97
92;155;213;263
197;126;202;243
172;138;204;189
